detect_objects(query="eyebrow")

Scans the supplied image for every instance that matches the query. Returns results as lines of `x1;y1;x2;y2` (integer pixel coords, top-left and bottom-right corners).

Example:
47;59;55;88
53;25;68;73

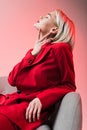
47;13;51;17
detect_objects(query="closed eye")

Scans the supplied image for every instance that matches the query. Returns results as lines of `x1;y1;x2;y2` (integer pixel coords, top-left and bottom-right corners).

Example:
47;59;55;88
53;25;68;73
45;14;51;18
47;13;51;17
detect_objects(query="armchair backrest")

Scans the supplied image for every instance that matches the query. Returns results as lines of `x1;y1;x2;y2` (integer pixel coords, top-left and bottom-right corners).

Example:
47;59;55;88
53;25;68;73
0;76;17;94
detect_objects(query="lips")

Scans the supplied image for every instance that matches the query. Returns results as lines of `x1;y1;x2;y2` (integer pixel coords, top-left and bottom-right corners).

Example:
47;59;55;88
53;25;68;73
37;20;39;23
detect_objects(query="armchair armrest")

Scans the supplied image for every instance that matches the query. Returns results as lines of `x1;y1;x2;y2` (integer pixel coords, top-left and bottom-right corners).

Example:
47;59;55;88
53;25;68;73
53;92;82;130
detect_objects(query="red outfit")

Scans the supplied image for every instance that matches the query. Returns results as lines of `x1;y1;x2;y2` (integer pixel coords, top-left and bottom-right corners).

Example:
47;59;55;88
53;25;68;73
0;42;76;130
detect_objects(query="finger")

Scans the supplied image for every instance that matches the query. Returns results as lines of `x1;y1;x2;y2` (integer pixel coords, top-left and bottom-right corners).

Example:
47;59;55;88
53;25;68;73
38;29;41;40
44;39;51;43
47;38;54;42
28;104;35;122
26;105;31;120
32;104;38;122
39;32;51;42
37;106;42;120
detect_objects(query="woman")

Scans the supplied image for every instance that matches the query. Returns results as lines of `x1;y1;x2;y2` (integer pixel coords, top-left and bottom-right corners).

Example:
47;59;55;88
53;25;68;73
0;9;76;130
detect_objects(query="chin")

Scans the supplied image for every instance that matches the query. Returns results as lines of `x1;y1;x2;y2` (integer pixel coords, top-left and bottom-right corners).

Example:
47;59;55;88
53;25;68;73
34;23;40;30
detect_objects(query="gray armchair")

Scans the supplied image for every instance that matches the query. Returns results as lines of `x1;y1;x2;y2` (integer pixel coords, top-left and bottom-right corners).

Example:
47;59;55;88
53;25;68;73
0;77;82;130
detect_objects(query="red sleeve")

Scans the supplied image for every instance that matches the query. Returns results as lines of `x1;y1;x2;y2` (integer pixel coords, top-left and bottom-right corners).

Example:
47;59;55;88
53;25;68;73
37;43;76;110
8;49;34;86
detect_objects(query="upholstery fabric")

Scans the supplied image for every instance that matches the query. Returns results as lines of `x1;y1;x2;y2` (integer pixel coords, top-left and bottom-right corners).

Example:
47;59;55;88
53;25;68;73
53;92;82;130
0;76;17;94
36;125;51;130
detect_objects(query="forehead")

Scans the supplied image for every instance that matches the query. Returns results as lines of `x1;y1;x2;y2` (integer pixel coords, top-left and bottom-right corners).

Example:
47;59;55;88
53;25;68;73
48;11;56;18
49;11;56;15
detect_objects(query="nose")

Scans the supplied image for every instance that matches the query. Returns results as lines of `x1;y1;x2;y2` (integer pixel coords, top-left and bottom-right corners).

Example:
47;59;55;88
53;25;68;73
40;16;43;19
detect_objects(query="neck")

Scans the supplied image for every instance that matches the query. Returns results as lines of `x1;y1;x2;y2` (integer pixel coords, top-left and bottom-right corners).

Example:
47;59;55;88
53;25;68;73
38;30;46;40
37;30;52;43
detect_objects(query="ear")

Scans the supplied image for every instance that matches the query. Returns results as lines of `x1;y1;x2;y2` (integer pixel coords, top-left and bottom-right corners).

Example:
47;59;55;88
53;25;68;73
50;27;58;35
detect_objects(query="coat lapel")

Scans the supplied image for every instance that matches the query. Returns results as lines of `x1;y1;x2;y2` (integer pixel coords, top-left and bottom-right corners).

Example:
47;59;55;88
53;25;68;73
32;47;51;65
19;46;51;72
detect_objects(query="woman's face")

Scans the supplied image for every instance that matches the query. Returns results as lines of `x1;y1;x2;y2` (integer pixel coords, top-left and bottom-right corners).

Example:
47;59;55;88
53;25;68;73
34;11;57;35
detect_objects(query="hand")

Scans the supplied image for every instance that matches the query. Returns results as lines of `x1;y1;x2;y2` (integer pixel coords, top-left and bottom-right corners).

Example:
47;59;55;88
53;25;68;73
31;30;54;56
31;40;42;56
25;98;42;122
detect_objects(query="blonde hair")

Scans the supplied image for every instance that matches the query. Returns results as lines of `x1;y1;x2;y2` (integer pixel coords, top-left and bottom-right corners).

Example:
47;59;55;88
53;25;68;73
53;9;75;49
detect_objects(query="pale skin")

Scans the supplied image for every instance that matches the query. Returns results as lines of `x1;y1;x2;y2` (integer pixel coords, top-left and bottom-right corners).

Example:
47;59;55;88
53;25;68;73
25;11;58;122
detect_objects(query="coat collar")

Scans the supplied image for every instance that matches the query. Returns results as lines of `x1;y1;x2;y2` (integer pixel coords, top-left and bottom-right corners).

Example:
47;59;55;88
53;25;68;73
19;42;52;72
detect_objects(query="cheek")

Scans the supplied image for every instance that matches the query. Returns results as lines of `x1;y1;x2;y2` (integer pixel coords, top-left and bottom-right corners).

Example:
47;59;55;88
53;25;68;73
40;21;51;31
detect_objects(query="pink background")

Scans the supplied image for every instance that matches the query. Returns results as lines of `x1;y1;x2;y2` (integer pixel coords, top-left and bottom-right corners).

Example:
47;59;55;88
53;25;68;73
0;0;86;129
